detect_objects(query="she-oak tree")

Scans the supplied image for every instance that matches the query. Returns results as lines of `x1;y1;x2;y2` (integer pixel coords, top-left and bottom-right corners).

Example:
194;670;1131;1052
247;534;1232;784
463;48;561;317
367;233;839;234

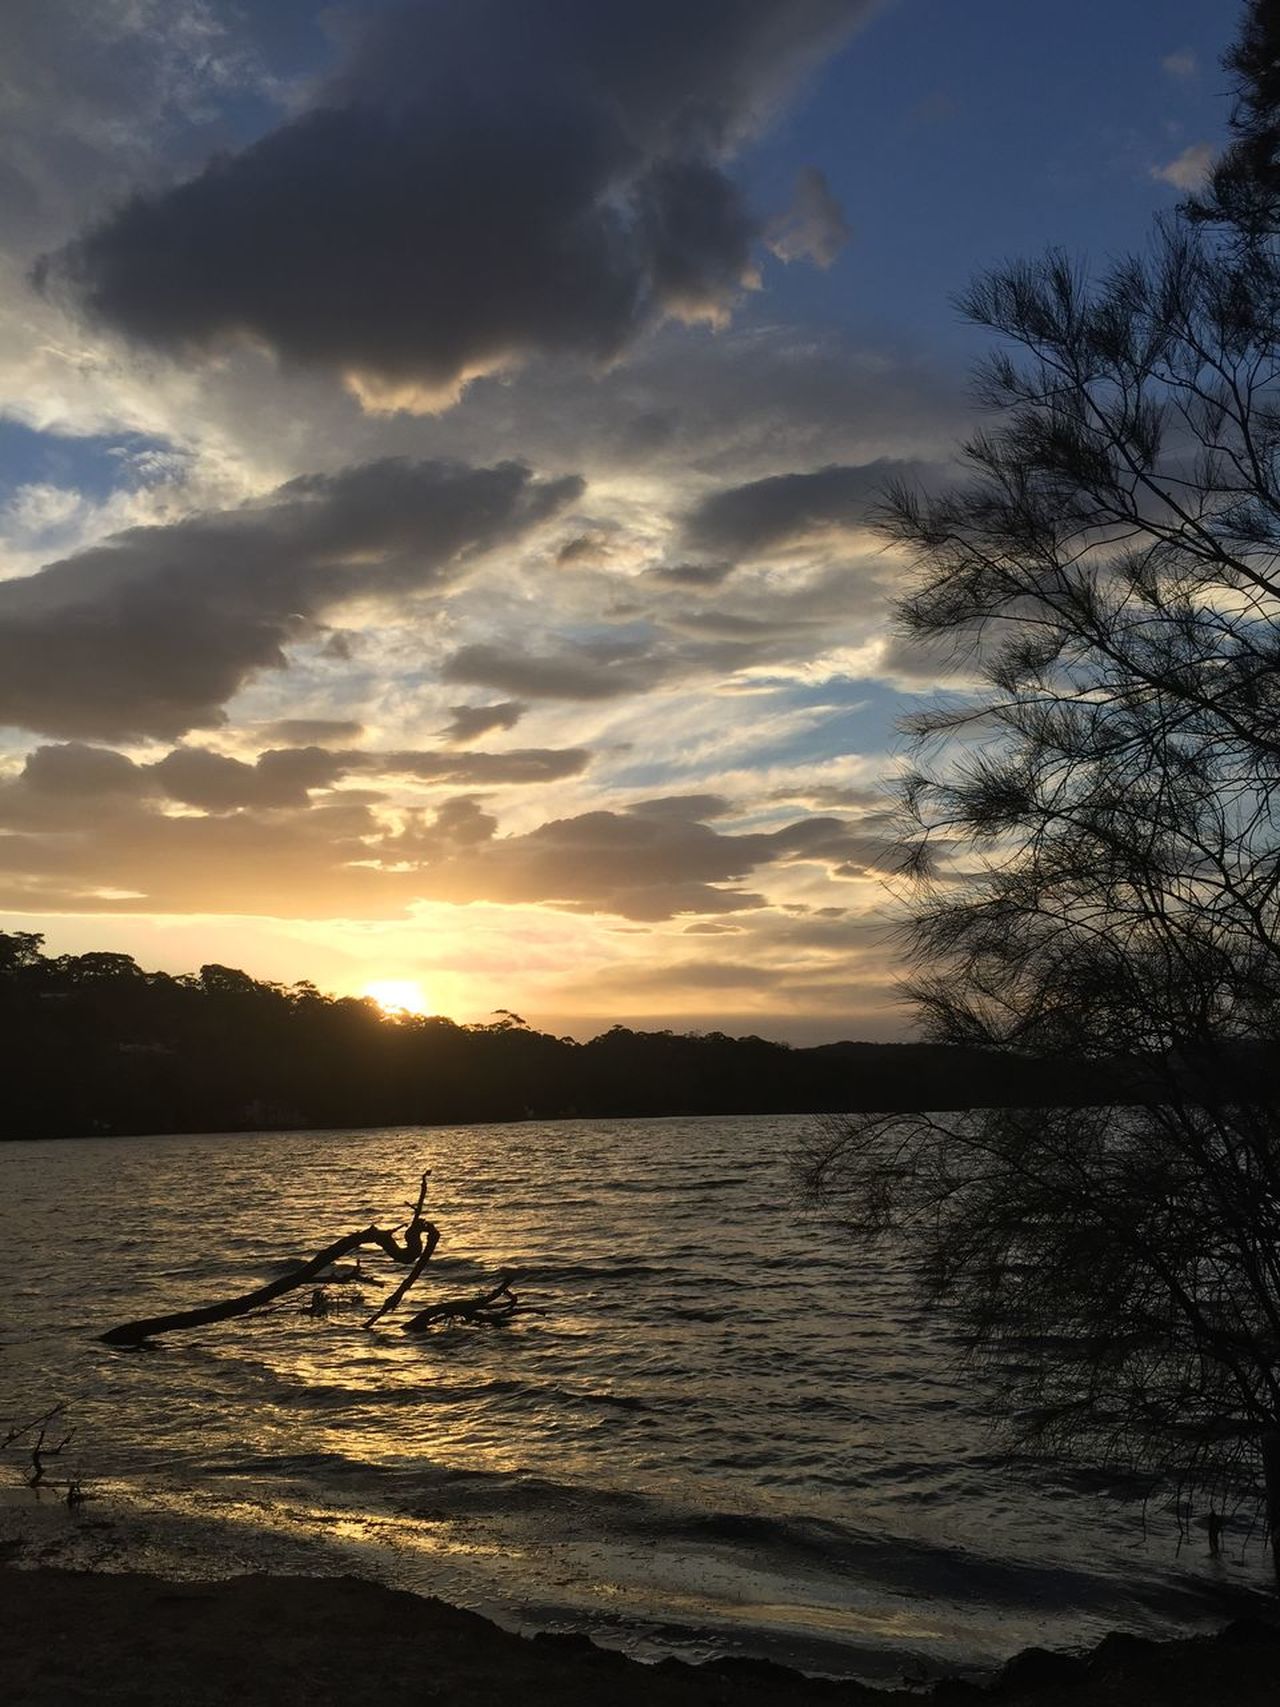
806;0;1280;1575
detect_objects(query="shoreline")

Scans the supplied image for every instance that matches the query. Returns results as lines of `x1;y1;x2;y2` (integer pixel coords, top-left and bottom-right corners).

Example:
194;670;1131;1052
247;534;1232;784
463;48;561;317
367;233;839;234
3;1471;1267;1687
2;1563;1279;1706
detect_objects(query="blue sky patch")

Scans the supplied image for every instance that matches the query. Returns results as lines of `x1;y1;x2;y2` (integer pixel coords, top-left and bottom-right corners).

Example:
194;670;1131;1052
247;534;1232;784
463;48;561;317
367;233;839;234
0;417;182;508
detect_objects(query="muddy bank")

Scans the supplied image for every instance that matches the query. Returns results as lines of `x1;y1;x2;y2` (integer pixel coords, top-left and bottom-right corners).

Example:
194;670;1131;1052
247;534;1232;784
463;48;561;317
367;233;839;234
2;1566;1278;1707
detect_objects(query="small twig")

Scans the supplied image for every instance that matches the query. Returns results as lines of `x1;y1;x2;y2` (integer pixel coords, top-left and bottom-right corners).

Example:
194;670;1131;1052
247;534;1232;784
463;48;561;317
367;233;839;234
2;1403;66;1454
29;1417;74;1487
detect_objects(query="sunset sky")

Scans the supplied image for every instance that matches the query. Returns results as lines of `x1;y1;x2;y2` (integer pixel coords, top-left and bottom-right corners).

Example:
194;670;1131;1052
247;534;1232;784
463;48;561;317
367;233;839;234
0;1;1236;1041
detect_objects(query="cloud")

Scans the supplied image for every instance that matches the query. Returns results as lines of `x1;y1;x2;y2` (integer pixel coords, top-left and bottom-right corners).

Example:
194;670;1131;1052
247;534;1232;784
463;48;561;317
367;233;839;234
6;738;591;819
439;702;527;745
440;539;901;724
770;781;888;812
260;718;366;746
405;800;918;920
766;166;851;268
414;318;968;486
41;0;874;409
0;457;580;740
1160;50;1197;79
542;896;904;1036
371;748;591;785
0;793;400;917
19;738;150;799
149;746;348;812
443;639;669;701
416;803;811;919
627;794;731;821
0;768;888;922
681;459;928;561
0;1;261;248
556;534;612;567
1151;142;1214;192
647;561;733;587
591;957;785;991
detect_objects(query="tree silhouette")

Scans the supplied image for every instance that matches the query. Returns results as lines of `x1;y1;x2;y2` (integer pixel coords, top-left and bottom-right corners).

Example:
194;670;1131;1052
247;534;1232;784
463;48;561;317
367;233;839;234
806;0;1280;1575
1188;0;1280;238
0;930;1126;1140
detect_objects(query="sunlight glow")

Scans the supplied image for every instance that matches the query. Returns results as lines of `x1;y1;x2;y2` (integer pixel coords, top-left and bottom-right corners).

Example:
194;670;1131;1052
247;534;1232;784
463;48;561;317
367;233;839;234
362;978;432;1016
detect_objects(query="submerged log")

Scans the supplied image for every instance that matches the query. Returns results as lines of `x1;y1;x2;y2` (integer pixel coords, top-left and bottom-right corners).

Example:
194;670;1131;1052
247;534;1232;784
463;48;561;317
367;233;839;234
98;1173;524;1347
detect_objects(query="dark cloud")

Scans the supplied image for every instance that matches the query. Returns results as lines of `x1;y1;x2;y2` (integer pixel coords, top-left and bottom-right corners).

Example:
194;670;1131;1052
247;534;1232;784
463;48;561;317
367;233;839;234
292;317;969;490
42;0;873;406
426;796;499;848
0;457;580;740
5;738;591;821
556;533;613;567
669;608;806;641
627;794;731;821
760;812;909;876
443;639;667;702
260;718;366;745
371;747;591;785
19;739;149;798
422;806;769;920
646;561;733;588
439;702;527;745
871;629;979;685
418;802;890;919
681;458;929;561
149;746;347;812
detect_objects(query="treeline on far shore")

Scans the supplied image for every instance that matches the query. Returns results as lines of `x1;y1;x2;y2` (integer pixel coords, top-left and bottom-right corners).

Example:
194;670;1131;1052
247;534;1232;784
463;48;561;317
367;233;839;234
2;931;1145;1140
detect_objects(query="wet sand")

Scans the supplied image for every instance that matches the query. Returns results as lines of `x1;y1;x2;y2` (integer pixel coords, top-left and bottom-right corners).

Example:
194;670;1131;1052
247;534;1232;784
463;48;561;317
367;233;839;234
2;1566;1278;1706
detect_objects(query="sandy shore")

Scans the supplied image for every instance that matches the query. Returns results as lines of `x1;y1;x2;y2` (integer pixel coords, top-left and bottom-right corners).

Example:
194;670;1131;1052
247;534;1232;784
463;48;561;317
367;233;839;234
1;1566;1278;1706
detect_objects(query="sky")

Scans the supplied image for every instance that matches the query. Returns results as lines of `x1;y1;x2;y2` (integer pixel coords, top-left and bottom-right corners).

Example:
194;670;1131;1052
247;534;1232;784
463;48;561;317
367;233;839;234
0;0;1239;1042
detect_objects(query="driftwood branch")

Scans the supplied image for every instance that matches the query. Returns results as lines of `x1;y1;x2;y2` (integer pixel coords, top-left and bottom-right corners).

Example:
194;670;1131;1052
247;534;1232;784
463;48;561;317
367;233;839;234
401;1274;535;1333
99;1172;533;1347
101;1172;442;1346
363;1222;442;1329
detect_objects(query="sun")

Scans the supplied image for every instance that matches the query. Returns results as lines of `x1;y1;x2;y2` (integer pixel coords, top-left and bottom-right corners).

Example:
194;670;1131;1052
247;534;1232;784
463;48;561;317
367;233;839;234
362;978;432;1017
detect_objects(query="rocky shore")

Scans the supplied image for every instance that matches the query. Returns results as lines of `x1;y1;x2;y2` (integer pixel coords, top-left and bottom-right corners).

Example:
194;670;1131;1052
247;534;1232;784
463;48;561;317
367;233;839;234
2;1566;1277;1706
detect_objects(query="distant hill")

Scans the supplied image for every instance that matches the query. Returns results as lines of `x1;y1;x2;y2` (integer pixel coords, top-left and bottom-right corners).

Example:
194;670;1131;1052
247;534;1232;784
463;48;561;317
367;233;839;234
0;931;1132;1140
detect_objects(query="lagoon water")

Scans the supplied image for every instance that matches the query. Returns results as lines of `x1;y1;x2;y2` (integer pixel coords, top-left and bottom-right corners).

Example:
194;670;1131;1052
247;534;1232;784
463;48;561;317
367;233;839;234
0;1117;1266;1682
